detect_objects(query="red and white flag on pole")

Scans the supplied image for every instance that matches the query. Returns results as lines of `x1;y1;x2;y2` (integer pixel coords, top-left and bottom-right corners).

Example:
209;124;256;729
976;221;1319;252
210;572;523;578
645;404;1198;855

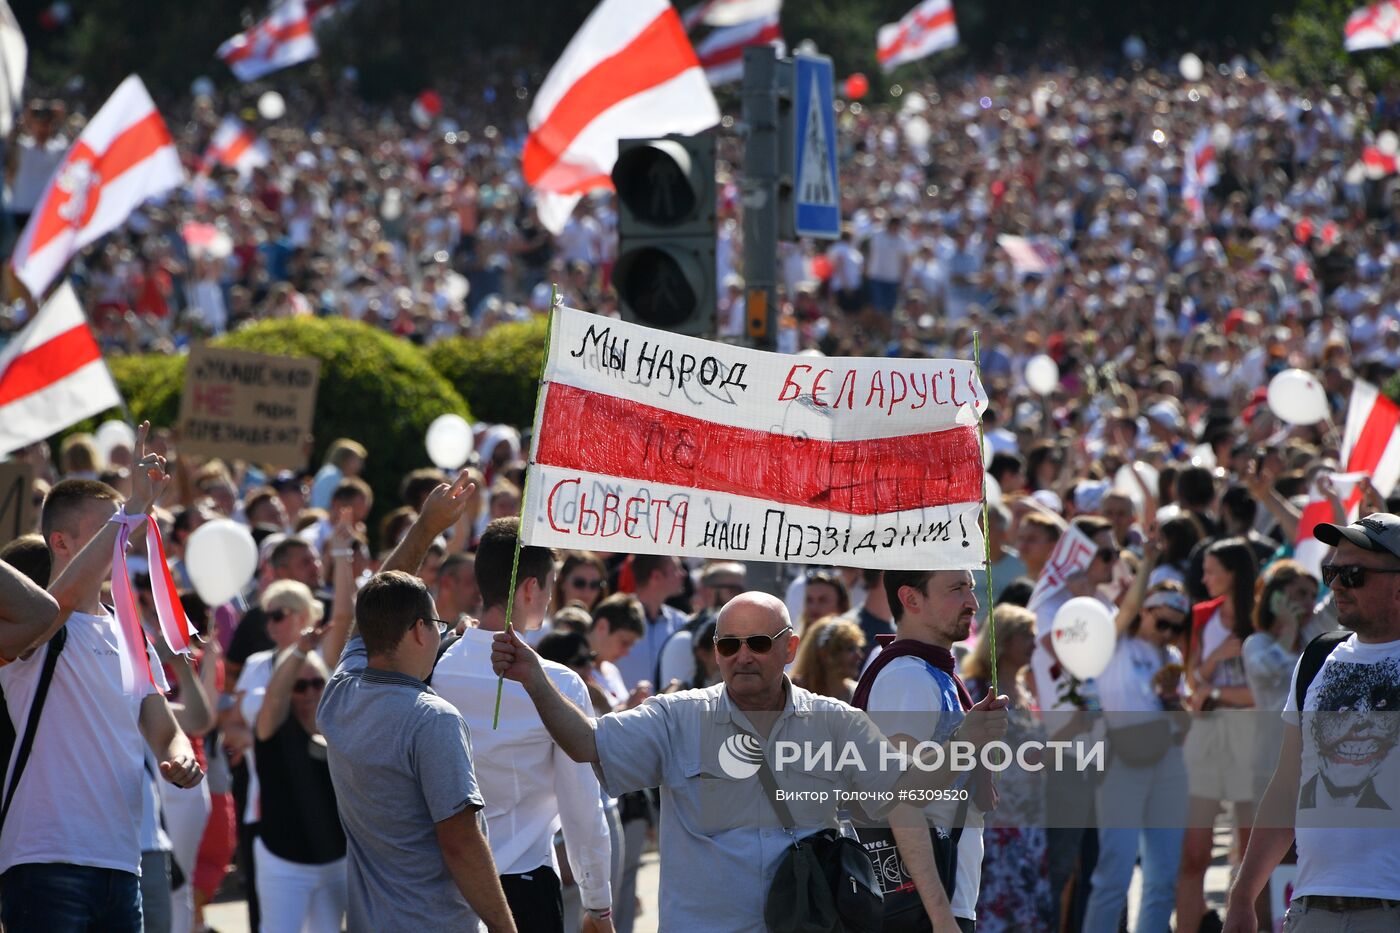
1182;126;1218;222
521;306;988;569
525;0;720;234
1346;1;1400;51
1295;380;1400;574
0;282;122;457
682;0;782;30
217;0;318;82
204;116;270;178
10;75;182;300
877;0;958;74
695;14;783;85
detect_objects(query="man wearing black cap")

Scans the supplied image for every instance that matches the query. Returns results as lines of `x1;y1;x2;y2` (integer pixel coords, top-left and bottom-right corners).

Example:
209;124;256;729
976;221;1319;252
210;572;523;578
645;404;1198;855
1224;513;1400;932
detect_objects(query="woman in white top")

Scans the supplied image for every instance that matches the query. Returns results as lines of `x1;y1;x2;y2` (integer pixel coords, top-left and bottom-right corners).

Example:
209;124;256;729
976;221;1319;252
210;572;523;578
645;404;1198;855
1085;541;1193;933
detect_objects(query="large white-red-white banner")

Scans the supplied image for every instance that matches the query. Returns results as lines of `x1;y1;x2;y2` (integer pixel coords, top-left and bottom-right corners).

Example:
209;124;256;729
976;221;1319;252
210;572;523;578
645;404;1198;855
877;0;958;74
1346;1;1400;52
522;306;987;569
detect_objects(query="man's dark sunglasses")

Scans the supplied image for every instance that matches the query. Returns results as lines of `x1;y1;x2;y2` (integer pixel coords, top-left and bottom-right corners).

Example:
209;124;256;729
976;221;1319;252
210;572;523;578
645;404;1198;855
714;626;792;658
293;677;326;694
1320;564;1400;589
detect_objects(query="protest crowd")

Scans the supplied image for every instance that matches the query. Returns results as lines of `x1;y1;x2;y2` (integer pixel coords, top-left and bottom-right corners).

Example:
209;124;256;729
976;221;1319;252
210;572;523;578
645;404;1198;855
4;0;1400;932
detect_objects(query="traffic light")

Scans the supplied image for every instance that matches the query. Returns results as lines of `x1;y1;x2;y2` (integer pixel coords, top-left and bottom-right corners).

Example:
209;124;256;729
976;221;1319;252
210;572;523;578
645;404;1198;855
611;134;716;336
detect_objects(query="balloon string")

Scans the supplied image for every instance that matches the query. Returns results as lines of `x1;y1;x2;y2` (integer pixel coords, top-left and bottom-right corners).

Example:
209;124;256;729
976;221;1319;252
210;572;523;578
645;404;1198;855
493;282;560;730
973;331;996;699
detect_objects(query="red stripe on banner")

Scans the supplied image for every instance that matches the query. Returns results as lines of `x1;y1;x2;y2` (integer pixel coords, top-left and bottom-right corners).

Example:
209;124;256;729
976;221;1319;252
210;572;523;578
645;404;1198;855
878;8;955;63
700;23;782;69
534;383;983;515
1344;392;1400;510
222;16;313;64
524;9;698;186
218;132;254;167
0;324;103;406
26;111;175;257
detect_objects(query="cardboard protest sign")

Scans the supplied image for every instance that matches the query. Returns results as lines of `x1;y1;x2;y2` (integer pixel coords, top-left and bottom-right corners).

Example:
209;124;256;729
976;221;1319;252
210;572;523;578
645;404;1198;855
177;346;320;469
521;305;988;570
0;460;36;548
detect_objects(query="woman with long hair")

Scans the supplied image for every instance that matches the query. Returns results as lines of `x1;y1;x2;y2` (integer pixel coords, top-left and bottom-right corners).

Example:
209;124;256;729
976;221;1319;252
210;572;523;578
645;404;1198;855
1149;515;1204;588
962;605;1052;933
553;551;609;613
1178;537;1258;933
790;616;865;703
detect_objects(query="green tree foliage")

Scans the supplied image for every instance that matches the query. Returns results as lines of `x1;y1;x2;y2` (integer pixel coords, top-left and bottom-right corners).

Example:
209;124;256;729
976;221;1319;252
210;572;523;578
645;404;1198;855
427;315;549;430
1269;0;1400;89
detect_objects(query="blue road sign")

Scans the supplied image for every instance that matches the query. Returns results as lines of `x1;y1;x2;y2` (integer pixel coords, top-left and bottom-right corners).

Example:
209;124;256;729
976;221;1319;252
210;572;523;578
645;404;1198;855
793;54;840;240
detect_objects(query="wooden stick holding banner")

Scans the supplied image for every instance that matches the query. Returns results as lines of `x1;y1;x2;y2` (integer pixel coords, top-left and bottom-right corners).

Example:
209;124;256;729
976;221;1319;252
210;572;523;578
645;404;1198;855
973;331;996;696
493;283;560;730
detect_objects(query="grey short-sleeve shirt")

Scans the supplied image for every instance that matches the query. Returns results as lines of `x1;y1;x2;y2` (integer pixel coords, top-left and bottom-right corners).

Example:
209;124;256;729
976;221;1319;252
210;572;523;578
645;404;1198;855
594;680;900;933
318;637;486;933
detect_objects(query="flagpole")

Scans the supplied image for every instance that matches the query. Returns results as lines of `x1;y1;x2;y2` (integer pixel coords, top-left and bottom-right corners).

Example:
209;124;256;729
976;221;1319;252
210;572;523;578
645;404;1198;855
493;283;560;730
973;331;996;697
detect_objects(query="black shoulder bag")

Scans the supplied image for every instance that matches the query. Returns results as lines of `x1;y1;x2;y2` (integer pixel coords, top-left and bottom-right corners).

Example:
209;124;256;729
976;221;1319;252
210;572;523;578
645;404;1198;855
1295;629;1350;710
756;754;883;933
0;627;68;839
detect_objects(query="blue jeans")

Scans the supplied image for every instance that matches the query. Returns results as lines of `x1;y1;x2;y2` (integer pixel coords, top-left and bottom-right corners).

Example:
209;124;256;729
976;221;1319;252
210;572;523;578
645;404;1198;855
1082;747;1188;933
0;863;142;933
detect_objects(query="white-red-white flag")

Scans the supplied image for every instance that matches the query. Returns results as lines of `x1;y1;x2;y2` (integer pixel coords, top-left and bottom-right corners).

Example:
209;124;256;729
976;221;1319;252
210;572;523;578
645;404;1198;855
0;282;122;457
217;0;318;82
525;0;719;233
1346;1;1400;51
10;75;182;300
1297;381;1400;574
1182;126;1218;222
695;14;783;85
877;0;958;74
683;0;782;30
204;116;270;178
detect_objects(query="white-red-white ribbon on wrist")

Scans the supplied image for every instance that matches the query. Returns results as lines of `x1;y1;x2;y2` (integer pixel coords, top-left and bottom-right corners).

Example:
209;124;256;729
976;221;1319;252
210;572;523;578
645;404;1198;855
108;509;196;696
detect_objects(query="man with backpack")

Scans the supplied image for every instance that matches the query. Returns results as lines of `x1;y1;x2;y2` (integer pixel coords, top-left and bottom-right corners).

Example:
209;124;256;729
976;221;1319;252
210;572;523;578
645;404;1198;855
0;429;203;932
1224;513;1400;932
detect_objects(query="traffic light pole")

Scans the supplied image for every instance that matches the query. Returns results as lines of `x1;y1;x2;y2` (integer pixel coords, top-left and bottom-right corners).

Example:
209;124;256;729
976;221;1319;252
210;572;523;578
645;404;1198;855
741;46;783;352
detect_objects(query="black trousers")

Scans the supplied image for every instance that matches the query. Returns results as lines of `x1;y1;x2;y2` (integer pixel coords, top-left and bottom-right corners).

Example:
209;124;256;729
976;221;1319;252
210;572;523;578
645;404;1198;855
500;866;563;933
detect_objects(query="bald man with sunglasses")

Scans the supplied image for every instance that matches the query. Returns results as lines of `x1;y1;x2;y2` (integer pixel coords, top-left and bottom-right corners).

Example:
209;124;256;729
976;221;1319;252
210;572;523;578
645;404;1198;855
493;590;1008;933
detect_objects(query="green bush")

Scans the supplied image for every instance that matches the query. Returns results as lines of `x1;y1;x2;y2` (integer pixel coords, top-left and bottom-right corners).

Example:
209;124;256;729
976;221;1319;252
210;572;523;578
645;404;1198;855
428;315;549;429
214;317;470;516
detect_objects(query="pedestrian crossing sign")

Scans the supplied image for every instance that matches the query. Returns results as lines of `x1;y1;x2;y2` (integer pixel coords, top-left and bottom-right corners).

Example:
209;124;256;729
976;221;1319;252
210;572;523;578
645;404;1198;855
793;54;840;240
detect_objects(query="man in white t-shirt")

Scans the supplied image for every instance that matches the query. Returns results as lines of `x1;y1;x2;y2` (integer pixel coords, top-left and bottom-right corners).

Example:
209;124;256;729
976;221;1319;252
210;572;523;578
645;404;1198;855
1225;514;1400;933
855;568;1009;932
863;216;914;314
0;447;202;933
433;518;613;933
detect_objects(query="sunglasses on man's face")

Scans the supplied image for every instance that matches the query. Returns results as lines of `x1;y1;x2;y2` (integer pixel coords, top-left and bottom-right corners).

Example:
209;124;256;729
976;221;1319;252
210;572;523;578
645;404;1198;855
569;577;603;590
292;677;326;694
714;626;792;658
1320;564;1400;590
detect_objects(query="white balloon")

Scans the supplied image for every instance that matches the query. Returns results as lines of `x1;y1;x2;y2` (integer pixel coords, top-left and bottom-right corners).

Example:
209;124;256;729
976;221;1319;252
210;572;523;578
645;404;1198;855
984;471;1002;507
1052;597;1117;681
185;520;258;607
444;272;471;304
1024;354;1060;395
426;414;474;469
903;115;932;149
901;91;928;114
1381;131;1399;157
1179;53;1204;83
258;91;286;121
95;420;136;462
1266;368;1329;426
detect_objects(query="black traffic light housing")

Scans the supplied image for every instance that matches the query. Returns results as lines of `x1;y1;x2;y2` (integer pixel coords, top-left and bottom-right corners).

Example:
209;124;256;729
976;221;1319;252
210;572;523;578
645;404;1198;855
611;134;716;335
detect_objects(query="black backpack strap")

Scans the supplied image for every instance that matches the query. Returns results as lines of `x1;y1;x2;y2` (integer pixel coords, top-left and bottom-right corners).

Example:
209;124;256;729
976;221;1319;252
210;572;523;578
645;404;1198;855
1295;630;1349;711
0;626;68;838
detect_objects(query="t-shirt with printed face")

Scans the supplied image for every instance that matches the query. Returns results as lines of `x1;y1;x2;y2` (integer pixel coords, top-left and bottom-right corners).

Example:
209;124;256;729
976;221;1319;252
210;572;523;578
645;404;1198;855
1282;633;1400;900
